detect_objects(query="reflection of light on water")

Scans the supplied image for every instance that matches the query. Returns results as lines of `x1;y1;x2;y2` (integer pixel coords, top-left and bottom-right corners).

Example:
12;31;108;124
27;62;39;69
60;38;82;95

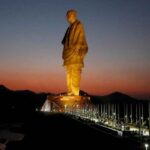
0;130;24;141
0;143;6;150
0;123;24;150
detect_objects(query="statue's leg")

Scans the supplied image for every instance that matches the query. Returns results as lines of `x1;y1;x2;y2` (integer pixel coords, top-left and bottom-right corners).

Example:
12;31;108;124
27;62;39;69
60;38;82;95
66;65;73;95
71;65;82;96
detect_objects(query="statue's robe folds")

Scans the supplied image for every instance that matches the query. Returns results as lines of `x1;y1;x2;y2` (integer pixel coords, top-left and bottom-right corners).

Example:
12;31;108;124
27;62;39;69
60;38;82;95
62;20;88;67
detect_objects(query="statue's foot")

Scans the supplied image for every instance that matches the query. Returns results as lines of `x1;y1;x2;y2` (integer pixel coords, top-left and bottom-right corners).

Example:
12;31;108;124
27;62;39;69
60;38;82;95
67;92;73;96
67;92;80;96
72;91;80;96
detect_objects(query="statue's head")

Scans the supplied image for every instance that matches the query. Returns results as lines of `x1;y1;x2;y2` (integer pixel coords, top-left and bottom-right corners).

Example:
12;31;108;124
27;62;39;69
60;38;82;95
66;9;77;24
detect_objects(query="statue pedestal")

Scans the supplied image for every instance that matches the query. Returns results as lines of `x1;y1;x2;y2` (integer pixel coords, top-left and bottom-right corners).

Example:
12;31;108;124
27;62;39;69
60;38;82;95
46;95;91;111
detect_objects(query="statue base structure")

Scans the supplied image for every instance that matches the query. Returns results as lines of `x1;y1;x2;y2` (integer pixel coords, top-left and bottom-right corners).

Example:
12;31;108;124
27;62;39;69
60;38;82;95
41;94;91;112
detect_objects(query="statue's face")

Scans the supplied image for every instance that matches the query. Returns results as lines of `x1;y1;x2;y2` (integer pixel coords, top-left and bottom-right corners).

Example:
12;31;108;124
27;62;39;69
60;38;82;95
66;13;76;24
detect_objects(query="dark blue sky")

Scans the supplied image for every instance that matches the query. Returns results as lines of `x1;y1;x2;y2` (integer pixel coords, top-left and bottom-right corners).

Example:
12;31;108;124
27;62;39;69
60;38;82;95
0;0;150;99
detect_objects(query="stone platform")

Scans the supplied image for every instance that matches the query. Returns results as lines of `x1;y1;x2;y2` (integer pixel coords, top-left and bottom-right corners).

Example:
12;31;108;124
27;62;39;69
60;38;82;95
46;95;91;111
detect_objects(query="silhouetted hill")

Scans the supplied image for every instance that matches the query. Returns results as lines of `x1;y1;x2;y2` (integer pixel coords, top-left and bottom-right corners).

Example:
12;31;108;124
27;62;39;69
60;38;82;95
80;90;90;96
90;91;147;104
90;91;149;120
0;85;12;92
106;91;137;102
1;85;148;107
0;85;48;122
56;88;149;104
0;85;149;122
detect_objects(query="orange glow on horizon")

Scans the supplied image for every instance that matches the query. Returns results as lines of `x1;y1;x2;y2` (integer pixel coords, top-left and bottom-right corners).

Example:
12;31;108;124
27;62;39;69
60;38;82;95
0;69;150;99
1;77;150;100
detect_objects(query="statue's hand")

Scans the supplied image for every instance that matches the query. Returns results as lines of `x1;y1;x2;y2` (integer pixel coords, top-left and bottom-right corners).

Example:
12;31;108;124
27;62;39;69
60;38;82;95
79;49;86;59
80;53;85;59
74;45;80;55
74;48;79;55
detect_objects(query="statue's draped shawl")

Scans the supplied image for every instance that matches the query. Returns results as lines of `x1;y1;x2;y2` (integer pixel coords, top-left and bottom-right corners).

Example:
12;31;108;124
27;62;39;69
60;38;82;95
62;20;88;67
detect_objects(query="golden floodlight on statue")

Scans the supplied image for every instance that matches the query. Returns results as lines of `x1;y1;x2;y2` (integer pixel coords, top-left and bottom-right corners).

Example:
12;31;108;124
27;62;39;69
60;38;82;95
43;9;91;112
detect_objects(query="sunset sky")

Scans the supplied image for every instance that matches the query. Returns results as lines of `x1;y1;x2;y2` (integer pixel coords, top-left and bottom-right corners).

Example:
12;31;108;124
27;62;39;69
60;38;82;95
0;0;150;99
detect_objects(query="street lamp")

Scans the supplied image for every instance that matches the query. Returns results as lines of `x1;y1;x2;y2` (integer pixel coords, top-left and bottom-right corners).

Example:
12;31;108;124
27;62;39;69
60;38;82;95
145;143;149;150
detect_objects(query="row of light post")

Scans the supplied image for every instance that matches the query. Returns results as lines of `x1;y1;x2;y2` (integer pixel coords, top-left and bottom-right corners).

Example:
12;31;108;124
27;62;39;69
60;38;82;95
65;102;150;137
64;103;150;149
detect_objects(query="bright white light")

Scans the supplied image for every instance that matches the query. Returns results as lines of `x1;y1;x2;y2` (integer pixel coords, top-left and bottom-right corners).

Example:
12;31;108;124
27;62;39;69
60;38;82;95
41;100;51;112
93;118;99;123
104;121;109;125
145;143;149;150
121;125;125;131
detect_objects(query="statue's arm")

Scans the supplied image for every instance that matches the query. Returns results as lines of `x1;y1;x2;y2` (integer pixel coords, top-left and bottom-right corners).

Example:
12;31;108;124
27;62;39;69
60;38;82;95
62;28;69;45
74;23;88;56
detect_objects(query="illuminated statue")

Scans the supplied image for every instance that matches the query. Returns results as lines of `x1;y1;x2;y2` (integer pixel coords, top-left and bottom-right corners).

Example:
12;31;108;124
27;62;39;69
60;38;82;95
62;10;88;96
